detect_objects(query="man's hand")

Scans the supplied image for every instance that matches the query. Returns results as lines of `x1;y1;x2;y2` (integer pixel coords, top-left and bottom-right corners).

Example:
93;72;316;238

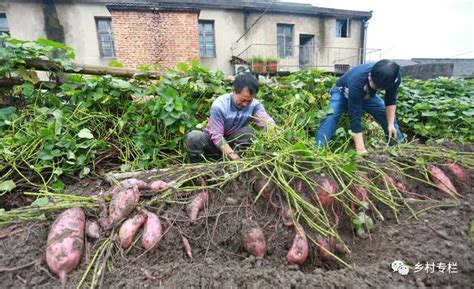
357;148;368;155
228;152;240;161
353;133;367;154
388;125;397;139
266;125;281;138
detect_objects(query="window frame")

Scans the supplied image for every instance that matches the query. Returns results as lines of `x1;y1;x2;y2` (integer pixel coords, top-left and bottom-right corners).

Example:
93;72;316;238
277;23;294;58
336;18;350;38
198;20;216;58
95;17;116;59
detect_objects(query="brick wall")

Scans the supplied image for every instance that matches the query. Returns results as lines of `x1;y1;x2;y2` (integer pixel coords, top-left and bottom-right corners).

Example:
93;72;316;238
110;11;199;70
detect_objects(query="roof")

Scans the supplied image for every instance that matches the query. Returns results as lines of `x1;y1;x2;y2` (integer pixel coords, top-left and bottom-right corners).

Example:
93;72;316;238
103;0;372;19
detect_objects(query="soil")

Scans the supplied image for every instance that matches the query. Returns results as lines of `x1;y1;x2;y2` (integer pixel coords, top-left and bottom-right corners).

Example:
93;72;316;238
0;161;473;288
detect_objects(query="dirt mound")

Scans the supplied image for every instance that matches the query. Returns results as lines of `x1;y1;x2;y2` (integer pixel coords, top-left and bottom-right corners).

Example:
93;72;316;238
1;169;473;288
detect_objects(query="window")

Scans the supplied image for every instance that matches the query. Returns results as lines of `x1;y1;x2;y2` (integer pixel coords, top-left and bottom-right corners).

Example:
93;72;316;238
0;13;9;47
277;24;293;58
336;19;350;38
95;18;115;58
199;21;215;58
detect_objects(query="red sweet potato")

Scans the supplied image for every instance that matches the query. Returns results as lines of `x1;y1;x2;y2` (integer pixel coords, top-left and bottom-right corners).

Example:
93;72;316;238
187;189;209;221
119;213;147;249
328;237;349;255
182;236;193;259
148;180;170;191
142;211;162;250
46;207;85;288
350;185;368;203
446;162;466;184
253;177;273;201
281;205;295;227
85;220;101;239
286;225;309;265
316;236;332;260
313;178;338;207
101;186;140;230
241;219;266;258
427;164;458;197
120;178;148;189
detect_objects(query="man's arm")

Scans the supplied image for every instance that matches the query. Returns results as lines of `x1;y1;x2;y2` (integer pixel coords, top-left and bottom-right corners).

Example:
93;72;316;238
386;105;397;138
253;102;276;130
384;76;401;139
347;83;366;153
207;107;239;160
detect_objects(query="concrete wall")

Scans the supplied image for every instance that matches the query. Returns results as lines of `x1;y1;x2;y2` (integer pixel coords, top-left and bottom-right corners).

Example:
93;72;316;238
54;3;112;66
0;2;46;40
1;2;112;66
412;58;474;77
199;9;245;75
401;63;454;80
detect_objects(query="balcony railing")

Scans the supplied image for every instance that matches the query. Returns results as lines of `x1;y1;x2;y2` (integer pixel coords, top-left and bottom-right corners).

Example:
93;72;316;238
235;44;382;73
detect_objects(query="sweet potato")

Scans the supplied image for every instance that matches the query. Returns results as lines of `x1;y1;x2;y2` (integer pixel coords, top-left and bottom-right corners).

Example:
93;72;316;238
328;237;349;255
119;213;147;249
286;225;309;265
446;162;466;184
350;185;368;203
101;186;140;230
142;211;162;250
427;164;458;197
281;205;294;227
148;180;170;191
46;208;85;288
316;237;332;260
241;219;266;258
253;177;273;201
85;220;101;239
313;178;338;207
182;236;193;259
187;190;209;221
120;178;148;189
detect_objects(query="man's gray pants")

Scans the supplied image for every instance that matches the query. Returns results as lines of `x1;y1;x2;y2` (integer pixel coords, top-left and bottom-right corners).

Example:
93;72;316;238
185;127;254;163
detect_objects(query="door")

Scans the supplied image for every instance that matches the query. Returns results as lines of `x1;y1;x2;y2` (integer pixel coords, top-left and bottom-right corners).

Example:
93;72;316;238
299;34;314;69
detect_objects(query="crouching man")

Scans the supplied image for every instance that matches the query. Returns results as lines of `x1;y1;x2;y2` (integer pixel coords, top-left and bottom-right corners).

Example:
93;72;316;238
186;73;275;162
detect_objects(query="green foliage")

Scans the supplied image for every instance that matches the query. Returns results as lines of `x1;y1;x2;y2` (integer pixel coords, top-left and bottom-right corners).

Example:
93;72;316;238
398;77;474;142
0;38;226;189
266;57;279;63
248;55;266;63
0;36;471;193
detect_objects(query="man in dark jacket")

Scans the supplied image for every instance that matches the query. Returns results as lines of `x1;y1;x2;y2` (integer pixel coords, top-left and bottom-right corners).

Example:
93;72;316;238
315;59;404;153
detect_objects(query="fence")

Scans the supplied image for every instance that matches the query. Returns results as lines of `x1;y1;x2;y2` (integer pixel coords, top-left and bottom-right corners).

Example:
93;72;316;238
235;44;381;73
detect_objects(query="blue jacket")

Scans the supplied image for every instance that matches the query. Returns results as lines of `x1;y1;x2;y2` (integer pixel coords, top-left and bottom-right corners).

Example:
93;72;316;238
335;62;401;133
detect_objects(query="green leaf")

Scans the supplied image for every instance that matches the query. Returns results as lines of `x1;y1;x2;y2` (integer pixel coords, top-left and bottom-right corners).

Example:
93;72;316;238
120;163;132;172
80;166;91;178
355;226;365;236
30;196;49;207
0;180;16;192
342;161;357;173
77;128;94;139
113;79;131;90
39;127;54;139
52;181;65;192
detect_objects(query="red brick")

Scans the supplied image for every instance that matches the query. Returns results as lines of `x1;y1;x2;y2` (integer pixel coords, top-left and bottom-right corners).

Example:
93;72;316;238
110;11;199;70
